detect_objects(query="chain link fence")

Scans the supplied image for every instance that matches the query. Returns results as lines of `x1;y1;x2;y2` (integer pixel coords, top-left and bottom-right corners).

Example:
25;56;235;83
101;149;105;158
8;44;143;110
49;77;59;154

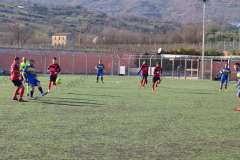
0;49;240;80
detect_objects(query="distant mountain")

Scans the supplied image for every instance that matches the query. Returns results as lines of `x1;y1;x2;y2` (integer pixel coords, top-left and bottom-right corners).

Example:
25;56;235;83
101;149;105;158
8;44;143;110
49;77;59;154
2;0;240;23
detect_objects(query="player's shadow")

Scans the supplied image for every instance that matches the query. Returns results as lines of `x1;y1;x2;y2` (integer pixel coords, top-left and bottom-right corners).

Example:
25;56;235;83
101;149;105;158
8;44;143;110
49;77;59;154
161;86;216;95
37;97;104;107
67;92;120;98
49;97;98;102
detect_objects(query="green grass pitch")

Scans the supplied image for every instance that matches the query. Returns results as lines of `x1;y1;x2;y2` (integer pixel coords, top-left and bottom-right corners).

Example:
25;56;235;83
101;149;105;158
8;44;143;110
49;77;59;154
0;75;240;160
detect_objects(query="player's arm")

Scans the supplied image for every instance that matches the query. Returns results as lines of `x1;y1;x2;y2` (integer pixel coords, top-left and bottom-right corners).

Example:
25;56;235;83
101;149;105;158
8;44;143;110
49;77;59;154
58;65;61;73
22;66;29;82
138;65;143;75
47;65;51;73
103;64;105;71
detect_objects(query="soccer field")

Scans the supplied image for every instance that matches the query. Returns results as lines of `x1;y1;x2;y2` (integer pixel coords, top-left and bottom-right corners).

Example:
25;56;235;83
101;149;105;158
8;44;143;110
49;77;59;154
0;75;240;160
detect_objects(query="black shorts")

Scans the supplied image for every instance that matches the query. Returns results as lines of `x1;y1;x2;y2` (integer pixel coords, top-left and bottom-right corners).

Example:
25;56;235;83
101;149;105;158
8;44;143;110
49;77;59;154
50;75;57;83
142;73;148;79
153;77;160;83
12;80;23;87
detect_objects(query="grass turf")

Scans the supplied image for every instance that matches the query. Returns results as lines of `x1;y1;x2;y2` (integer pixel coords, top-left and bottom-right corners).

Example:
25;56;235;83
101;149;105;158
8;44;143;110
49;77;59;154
0;75;240;160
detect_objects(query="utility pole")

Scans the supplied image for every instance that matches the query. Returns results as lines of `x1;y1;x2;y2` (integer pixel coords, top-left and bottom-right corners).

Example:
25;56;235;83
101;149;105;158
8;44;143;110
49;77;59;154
201;0;207;79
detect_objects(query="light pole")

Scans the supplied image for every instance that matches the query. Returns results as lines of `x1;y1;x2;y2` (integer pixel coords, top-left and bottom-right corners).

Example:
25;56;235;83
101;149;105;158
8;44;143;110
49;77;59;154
201;0;207;80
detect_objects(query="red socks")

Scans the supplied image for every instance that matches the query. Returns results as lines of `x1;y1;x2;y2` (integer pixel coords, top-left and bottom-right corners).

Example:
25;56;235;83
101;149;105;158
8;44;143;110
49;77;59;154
19;87;25;98
48;82;52;90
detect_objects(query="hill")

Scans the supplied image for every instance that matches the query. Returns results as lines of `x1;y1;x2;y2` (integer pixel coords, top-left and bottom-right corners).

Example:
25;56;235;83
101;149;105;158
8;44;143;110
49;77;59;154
2;0;240;23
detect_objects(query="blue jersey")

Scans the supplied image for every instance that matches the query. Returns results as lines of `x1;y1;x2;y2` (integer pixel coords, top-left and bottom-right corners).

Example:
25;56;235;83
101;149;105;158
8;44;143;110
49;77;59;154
220;67;231;78
96;64;104;73
23;64;40;86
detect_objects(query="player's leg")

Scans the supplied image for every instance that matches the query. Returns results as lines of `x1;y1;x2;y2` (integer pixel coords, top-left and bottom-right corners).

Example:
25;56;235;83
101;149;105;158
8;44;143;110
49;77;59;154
37;81;46;96
16;80;25;101
142;74;146;87
224;78;229;90
30;86;35;98
48;75;56;92
219;77;224;91
12;83;20;100
152;78;156;91
101;75;104;83
18;85;25;102
140;76;144;87
48;80;52;92
26;83;30;96
145;75;148;85
12;80;25;101
154;80;159;91
96;72;100;83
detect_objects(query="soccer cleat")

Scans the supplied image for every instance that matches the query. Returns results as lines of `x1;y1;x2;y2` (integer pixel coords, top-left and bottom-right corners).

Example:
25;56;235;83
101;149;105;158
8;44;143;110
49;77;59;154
41;92;48;96
12;97;18;101
30;97;37;100
19;98;27;102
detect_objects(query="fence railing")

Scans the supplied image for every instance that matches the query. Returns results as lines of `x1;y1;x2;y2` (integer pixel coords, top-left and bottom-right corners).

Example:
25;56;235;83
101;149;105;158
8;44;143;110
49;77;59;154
0;49;240;80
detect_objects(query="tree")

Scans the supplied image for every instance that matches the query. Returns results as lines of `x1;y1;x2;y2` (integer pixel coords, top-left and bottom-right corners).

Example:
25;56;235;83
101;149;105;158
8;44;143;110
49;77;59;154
8;23;34;48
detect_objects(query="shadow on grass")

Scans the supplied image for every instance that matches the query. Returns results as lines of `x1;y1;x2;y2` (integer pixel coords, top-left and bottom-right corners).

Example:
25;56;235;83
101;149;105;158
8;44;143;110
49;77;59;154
36;97;104;107
67;92;120;98
47;97;98;102
161;86;216;95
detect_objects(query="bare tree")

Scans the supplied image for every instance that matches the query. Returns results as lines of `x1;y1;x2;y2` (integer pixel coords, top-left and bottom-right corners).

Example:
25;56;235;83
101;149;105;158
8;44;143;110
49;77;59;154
8;23;34;48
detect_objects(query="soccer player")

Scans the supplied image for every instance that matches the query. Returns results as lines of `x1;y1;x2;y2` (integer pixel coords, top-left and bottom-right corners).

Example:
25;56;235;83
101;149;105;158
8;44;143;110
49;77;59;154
219;63;231;91
235;63;240;97
24;59;47;98
138;61;149;87
152;62;162;92
47;57;61;92
10;57;25;102
20;57;30;96
96;60;105;83
234;63;240;111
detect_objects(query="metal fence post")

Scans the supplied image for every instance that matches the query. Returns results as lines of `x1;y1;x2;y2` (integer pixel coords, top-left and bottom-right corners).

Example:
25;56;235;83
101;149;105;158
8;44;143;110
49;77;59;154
184;59;187;80
44;54;47;74
197;59;200;79
172;58;175;79
191;59;193;79
210;58;213;80
72;54;75;75
111;55;114;76
85;53;88;76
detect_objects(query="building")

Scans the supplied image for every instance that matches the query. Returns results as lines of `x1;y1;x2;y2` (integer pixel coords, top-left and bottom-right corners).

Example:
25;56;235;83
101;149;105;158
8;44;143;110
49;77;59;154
52;33;71;48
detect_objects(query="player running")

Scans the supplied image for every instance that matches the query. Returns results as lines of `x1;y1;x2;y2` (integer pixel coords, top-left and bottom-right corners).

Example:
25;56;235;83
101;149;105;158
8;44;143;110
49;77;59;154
20;57;30;96
152;62;162;92
235;63;240;97
219;63;231;91
96;60;105;83
10;57;25;102
47;57;61;93
138;61;149;87
24;59;47;98
234;63;240;111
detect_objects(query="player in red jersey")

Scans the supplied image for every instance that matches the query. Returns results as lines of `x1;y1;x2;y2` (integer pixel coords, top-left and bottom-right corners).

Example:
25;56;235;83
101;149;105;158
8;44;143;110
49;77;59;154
10;57;25;102
47;57;61;92
152;62;162;92
138;61;149;87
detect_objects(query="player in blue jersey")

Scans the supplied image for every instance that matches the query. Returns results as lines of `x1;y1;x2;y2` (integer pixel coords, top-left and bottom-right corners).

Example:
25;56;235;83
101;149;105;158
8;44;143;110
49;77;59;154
234;63;240;111
234;63;240;98
95;60;105;83
23;59;47;98
219;63;231;91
